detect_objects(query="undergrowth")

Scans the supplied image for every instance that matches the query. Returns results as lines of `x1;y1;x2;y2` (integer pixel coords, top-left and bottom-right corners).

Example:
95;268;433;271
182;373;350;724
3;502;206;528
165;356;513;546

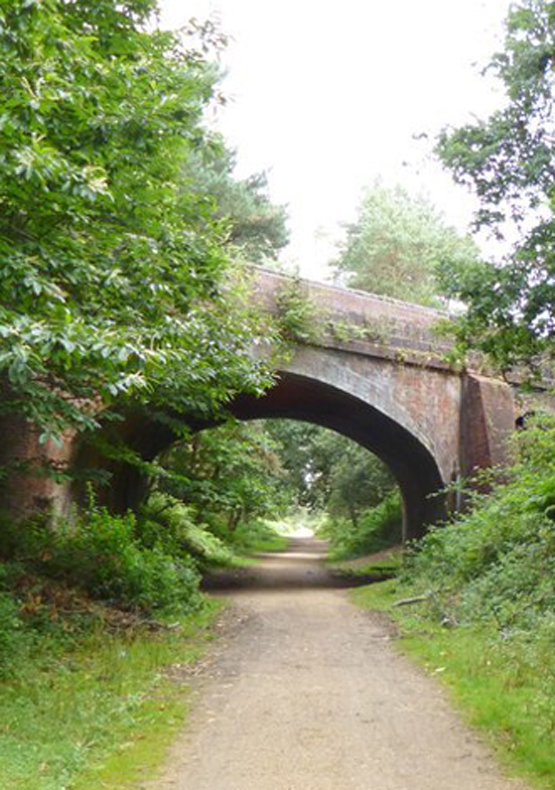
0;492;286;679
0;595;222;790
0;506;202;625
402;419;555;634
0;495;242;789
227;517;289;553
320;490;402;560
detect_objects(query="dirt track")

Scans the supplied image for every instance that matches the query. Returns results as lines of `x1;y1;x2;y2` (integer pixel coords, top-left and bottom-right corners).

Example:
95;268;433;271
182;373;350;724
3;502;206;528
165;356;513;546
153;539;530;790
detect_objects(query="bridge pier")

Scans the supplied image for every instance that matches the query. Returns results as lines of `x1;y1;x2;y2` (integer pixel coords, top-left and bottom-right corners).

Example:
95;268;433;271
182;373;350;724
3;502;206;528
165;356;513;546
0;413;75;522
460;373;515;479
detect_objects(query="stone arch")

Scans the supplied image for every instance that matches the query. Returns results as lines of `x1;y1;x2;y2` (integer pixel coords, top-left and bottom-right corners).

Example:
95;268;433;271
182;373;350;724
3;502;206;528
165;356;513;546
74;365;446;542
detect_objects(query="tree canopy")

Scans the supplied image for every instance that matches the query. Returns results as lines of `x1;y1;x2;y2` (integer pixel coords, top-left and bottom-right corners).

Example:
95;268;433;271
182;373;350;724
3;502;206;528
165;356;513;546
182;142;289;264
331;181;479;308
436;0;555;370
0;0;269;444
264;420;395;524
158;420;289;535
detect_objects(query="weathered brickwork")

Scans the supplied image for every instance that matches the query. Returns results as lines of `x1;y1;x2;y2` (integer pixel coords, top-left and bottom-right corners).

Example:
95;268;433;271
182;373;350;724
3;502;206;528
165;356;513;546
0;268;517;540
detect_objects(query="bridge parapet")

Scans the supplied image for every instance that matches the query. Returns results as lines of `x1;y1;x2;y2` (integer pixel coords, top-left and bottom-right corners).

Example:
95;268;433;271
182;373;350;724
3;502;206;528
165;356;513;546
252;267;454;368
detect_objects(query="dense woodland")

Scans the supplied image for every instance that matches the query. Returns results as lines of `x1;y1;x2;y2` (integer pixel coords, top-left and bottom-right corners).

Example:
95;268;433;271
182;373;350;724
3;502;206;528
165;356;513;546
2;0;555;787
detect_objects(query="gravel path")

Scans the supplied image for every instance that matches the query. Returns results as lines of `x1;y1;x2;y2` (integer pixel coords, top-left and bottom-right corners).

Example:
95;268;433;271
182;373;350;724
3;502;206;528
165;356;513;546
152;538;530;790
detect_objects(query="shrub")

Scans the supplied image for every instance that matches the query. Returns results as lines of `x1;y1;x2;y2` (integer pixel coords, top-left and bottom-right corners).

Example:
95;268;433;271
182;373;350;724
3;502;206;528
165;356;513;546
52;508;202;613
402;420;555;632
321;490;403;560
274;279;325;344
140;494;237;567
0;505;202;615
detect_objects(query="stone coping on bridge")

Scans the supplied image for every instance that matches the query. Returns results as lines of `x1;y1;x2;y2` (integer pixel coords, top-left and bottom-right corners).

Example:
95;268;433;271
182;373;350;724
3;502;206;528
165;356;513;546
253;265;448;320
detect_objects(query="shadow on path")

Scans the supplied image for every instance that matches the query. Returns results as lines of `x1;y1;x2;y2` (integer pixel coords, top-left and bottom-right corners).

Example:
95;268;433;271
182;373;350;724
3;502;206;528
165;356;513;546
201;537;387;593
157;534;532;790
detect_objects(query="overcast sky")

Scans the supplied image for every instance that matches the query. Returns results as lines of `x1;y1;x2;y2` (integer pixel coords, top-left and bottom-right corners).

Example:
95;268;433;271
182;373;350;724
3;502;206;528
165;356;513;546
160;0;513;278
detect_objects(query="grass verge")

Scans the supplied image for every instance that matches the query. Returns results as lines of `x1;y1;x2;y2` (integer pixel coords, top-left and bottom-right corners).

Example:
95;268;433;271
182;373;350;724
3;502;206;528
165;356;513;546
245;532;288;554
1;598;223;790
231;519;289;557
352;580;555;790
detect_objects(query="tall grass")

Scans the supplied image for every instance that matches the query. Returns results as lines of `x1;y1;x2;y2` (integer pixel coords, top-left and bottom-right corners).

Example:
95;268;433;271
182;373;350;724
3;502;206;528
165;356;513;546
0;599;222;790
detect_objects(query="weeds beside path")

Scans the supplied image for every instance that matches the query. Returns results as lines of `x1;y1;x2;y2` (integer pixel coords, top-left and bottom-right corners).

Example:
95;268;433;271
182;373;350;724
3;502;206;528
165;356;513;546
0;510;288;790
0;598;223;790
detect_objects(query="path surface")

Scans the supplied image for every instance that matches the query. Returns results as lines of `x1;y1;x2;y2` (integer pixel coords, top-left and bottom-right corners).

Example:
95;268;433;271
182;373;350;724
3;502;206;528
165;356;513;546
153;539;530;790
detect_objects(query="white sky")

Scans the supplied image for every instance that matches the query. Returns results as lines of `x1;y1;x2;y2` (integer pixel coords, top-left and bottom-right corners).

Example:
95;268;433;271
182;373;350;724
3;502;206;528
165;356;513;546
160;0;513;278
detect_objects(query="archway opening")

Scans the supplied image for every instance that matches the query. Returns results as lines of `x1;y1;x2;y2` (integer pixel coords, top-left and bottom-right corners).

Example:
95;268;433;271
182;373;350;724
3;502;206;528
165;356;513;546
78;371;446;544
153;417;403;559
229;372;446;541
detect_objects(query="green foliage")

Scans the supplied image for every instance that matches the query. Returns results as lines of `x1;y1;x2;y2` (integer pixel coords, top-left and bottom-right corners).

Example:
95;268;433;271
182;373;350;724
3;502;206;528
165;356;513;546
53;510;201;613
158;421;289;538
274;280;325;344
228;518;288;554
332;180;479;307
152;419;396;562
436;0;555;370
333;553;402;580
265;421;396;518
320;490;403;560
0;587;32;678
140;493;238;567
353;581;555;788
262;421;328;507
327;317;386;344
182;141;289;263
0;594;221;790
0;0;268;441
0;506;202;615
403;418;555;632
325;443;396;525
351;415;555;785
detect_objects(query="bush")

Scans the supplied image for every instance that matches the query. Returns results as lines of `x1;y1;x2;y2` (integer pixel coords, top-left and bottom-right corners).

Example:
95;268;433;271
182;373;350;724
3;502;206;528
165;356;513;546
321;490;403;560
54;508;202;613
140;494;238;567
403;420;555;632
141;494;287;562
0;505;202;615
274;279;325;344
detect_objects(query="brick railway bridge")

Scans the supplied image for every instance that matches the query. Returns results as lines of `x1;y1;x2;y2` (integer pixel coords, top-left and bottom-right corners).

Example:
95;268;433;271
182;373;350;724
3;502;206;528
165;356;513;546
234;269;516;540
1;268;523;541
